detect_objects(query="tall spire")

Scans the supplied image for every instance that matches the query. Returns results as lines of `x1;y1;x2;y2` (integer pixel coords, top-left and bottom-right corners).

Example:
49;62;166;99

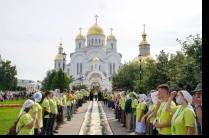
142;24;146;33
142;24;147;39
95;15;98;25
59;38;63;49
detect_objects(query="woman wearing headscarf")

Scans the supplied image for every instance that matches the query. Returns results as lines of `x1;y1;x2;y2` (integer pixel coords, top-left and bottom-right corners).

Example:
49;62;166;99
131;92;138;133
165;90;197;135
141;92;156;135
42;91;51;135
124;92;134;132
56;89;63;128
16;99;37;135
32;92;43;135
135;94;147;135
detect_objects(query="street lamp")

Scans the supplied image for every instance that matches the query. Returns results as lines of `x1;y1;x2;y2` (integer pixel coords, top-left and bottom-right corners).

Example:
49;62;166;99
138;53;143;90
62;52;67;92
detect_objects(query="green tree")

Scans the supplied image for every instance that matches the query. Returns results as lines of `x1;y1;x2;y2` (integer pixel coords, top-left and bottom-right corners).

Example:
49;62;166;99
46;70;57;90
50;69;70;92
72;84;87;91
0;60;17;91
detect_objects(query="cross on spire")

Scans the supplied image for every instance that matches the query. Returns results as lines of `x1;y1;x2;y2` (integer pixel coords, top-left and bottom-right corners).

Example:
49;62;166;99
143;24;146;33
60;38;62;45
110;28;113;34
95;15;98;24
79;27;82;34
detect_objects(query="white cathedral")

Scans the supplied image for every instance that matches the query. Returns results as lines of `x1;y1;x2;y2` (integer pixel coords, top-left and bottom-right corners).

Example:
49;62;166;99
53;16;122;92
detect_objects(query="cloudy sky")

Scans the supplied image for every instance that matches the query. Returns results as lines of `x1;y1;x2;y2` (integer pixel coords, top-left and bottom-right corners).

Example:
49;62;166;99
0;0;202;82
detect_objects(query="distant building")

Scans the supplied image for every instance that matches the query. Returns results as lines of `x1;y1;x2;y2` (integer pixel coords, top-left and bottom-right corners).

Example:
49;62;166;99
17;79;35;88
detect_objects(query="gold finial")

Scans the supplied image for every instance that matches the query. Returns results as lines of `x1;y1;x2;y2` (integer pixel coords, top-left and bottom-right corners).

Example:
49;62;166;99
79;27;82;34
60;38;62;45
110;28;113;34
95;15;98;24
142;24;146;33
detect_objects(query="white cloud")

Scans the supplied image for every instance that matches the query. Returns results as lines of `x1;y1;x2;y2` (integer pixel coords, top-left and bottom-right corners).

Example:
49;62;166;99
0;0;202;81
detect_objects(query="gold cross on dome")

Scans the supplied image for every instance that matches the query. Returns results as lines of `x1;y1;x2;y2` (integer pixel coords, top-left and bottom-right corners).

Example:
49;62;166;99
79;27;82;34
110;28;113;34
95;15;98;24
142;24;146;33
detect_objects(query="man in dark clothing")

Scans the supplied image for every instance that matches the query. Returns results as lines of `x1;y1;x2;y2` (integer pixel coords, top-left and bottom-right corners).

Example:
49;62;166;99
98;90;102;101
89;91;94;101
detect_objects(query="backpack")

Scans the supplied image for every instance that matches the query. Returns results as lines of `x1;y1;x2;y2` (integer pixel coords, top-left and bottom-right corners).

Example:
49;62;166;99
7;113;26;135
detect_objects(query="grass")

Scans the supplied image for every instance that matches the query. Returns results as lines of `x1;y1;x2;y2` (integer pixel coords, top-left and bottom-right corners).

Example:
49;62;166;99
0;107;21;135
0;99;30;104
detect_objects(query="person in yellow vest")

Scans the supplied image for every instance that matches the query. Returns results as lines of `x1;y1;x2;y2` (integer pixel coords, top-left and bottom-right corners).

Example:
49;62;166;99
62;89;67;125
74;91;79;110
131;92;138;133
32;92;43;135
42;91;51;135
16;99;37;135
120;91;127;127
48;91;58;135
69;91;74;117
56;89;63;128
103;90;108;105
141;93;156;135
66;90;73;121
52;89;59;132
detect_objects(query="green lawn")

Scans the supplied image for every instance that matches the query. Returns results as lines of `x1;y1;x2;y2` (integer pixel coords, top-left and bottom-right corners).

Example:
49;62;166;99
0;99;30;104
0;107;21;135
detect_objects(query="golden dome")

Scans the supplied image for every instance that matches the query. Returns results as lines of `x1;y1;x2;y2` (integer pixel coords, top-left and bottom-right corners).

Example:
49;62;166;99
139;40;150;45
54;54;63;60
107;34;116;40
76;34;85;40
132;55;154;63
87;23;105;36
93;56;100;62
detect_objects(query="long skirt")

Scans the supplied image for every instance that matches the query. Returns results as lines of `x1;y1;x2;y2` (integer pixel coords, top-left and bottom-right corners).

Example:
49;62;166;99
121;109;125;125
73;103;76;114
132;108;136;131
136;121;146;133
115;106;121;120
71;104;74;115
148;123;153;135
126;112;133;131
78;99;82;107
108;100;111;107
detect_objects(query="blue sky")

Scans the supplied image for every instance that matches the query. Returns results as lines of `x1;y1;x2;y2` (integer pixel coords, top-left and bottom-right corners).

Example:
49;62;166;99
0;0;202;81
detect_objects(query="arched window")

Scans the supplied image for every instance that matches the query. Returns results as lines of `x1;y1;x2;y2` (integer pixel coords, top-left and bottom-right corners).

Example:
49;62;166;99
80;63;82;74
77;63;79;74
113;63;115;73
102;40;103;46
67;68;70;75
95;39;97;43
58;62;60;68
92;39;93;44
79;43;81;48
110;63;112;75
99;39;100;44
111;43;113;48
89;39;90;46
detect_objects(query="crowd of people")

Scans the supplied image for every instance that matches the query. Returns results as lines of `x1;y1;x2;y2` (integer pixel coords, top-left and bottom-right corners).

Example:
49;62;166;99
101;83;202;135
0;90;34;101
9;82;202;135
14;89;90;135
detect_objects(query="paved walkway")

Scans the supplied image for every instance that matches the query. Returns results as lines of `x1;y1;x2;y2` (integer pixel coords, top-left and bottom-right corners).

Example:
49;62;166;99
55;99;133;135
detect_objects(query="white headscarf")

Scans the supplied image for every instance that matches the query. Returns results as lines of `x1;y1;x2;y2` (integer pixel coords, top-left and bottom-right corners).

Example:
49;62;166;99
151;91;158;105
32;92;42;102
54;89;58;96
139;94;147;102
171;90;197;135
16;99;34;132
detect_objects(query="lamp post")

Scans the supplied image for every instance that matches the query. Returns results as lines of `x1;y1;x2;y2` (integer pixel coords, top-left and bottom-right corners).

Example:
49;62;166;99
138;53;143;91
62;52;67;92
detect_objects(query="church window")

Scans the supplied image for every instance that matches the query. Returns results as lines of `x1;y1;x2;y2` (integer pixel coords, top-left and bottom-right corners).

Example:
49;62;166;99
111;43;113;48
95;64;97;69
110;63;112;75
58;62;60;68
80;63;82;74
91;65;93;70
79;43;81;48
89;39;90;46
99;65;100;70
55;62;56;68
95;39;97;43
99;39;100;44
102;40;103;46
113;63;115;73
67;68;70;75
92;39;93;44
77;63;79;74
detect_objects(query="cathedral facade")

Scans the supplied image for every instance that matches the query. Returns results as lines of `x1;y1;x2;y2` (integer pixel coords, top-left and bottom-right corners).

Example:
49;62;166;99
54;16;122;92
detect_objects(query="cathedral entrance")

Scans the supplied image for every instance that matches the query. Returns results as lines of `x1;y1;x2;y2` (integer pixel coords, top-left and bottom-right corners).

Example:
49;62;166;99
90;82;100;91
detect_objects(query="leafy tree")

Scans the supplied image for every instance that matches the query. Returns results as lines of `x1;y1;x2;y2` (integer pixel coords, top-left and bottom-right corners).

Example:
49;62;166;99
46;70;57;90
50;68;70;92
0;60;17;91
72;84;88;91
